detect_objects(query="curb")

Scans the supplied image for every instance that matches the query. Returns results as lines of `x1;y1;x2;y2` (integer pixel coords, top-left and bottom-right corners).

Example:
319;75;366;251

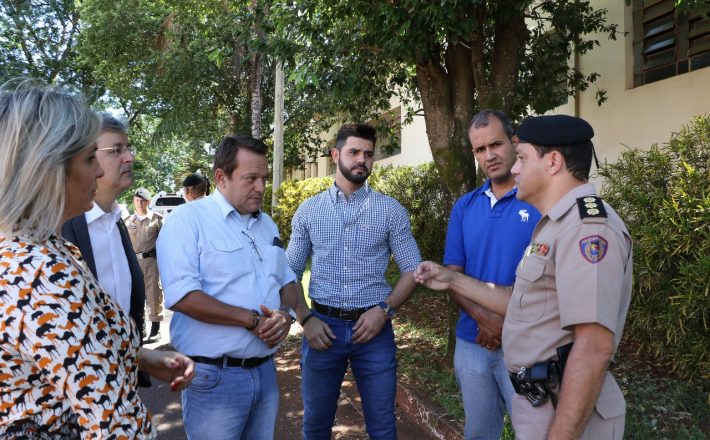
396;383;464;440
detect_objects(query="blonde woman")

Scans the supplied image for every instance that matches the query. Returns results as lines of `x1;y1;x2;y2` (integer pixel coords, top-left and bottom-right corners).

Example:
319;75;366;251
0;82;194;439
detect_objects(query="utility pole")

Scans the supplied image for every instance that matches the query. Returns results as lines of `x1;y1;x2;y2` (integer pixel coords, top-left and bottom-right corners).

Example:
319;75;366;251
272;60;284;208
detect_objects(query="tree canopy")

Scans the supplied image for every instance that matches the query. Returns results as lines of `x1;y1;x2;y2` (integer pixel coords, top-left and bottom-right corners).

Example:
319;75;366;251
271;0;620;194
3;1;624;196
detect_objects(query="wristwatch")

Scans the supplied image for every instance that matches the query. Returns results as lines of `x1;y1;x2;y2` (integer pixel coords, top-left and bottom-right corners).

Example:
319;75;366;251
378;301;395;319
280;307;297;324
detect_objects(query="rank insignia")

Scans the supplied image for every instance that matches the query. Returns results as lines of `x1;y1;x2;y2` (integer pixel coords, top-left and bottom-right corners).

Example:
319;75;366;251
579;235;608;264
577;196;607;219
525;242;549;257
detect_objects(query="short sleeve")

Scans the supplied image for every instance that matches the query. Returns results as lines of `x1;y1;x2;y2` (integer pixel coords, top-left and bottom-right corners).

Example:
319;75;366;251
443;196;465;267
556;223;631;334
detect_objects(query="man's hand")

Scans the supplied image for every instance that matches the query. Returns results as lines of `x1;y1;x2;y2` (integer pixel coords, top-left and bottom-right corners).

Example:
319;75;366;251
302;315;336;350
414;261;455;291
256;304;290;348
138;348;195;392
352;306;387;344
473;307;504;350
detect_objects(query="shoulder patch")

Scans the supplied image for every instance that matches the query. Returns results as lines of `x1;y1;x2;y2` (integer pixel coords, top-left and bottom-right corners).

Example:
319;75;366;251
579;235;608;264
576;196;607;219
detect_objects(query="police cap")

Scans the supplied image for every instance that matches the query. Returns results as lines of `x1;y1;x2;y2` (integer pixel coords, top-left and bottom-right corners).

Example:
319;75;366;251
516;115;594;147
134;187;151;200
182;172;208;187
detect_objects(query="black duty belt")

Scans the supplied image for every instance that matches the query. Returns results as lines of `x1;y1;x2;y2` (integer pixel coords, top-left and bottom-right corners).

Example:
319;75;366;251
136;250;156;259
189;354;273;369
313;301;374;321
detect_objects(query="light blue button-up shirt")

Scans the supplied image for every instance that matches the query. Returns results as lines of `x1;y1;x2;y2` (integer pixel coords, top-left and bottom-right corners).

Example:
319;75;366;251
157;189;296;358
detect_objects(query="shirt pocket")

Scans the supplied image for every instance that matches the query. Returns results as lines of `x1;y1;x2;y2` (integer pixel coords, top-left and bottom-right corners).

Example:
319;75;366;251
203;238;248;278
514;255;548;322
356;223;388;254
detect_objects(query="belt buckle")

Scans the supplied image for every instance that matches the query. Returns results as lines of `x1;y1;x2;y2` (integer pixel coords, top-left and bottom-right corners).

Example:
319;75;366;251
338;309;351;320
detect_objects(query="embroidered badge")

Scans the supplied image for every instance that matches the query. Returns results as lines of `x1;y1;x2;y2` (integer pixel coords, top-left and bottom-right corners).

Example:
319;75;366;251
579;235;608;264
518;209;530;222
525;242;549;257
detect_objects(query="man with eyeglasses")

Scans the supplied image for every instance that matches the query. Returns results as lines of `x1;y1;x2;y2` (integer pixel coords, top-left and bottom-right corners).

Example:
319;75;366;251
62;113;150;386
157;135;299;439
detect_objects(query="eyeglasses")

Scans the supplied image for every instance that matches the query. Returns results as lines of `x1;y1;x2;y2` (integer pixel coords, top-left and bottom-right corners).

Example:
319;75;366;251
241;230;263;261
97;144;135;158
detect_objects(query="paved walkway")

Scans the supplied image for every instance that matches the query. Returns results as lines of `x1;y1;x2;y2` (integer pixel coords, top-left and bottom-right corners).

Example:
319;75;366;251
138;311;431;439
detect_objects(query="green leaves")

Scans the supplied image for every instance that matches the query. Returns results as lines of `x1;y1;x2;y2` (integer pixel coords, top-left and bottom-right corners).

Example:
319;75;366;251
599;115;710;381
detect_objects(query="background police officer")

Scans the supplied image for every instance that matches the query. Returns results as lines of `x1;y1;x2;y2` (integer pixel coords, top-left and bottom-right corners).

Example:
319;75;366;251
126;187;165;340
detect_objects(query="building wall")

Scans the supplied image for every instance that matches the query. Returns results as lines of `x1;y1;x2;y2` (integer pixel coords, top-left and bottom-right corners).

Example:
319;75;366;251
553;0;710;165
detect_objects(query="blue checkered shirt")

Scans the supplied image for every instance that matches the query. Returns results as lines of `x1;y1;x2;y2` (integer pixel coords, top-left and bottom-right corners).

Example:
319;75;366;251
286;184;421;309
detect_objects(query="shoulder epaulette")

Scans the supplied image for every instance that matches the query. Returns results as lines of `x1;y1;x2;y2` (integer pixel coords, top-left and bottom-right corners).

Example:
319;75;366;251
576;196;607;219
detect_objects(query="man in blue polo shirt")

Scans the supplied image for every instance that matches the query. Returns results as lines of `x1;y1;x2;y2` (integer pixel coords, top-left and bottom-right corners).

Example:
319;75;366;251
444;109;540;439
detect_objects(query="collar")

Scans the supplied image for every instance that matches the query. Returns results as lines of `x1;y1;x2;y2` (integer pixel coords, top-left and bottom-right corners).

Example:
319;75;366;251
547;182;596;221
328;182;371;203
480;179;518;199
134;210;153;221
85;202;122;224
212;189;261;222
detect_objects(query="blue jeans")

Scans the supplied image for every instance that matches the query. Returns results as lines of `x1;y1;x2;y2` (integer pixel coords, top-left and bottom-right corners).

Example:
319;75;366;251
181;358;278;440
301;313;398;440
454;337;514;440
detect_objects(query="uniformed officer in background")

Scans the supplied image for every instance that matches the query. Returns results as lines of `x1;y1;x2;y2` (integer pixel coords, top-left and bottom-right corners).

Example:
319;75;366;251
415;114;632;440
182;172;211;202
126;187;165;341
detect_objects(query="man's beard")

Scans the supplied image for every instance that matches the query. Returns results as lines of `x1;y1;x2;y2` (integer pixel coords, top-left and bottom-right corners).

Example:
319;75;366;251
338;158;370;184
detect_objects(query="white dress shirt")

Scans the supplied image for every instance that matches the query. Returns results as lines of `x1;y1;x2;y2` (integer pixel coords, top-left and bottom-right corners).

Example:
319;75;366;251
86;202;132;314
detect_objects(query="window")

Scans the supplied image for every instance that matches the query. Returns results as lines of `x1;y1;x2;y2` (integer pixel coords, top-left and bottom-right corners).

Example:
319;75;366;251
633;0;710;86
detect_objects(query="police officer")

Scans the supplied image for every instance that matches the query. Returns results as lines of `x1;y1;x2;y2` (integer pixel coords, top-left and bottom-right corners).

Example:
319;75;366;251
126;187;165;340
182;172;211;202
415;115;632;439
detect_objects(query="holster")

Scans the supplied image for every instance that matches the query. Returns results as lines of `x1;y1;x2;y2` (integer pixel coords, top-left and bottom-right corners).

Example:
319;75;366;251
510;341;574;408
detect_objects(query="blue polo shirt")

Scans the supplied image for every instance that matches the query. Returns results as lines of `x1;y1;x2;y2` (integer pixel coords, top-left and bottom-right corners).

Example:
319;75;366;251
443;180;540;343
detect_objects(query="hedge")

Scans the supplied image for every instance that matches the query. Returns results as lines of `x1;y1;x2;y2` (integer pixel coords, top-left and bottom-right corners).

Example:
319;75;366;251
599;115;710;381
271;162;454;263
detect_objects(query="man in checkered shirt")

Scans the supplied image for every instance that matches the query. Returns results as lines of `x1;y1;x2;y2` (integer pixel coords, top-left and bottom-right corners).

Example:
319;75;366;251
286;123;422;440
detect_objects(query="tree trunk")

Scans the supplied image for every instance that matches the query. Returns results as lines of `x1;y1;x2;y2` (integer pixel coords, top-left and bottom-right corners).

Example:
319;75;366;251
415;58;476;197
250;52;263;138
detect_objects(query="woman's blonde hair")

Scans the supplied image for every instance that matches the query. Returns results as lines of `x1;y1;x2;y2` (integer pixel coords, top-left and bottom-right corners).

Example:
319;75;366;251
0;80;101;241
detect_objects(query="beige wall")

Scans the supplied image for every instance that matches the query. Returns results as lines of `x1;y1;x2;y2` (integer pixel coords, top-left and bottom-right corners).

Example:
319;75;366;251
554;0;710;166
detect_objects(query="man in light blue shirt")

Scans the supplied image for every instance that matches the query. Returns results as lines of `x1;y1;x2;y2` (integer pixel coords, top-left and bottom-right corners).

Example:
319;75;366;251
157;135;299;440
287;123;421;440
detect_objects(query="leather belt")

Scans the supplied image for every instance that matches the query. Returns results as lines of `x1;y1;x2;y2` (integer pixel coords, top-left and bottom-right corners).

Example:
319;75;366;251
189;354;273;369
136;250;156;259
313;301;374;321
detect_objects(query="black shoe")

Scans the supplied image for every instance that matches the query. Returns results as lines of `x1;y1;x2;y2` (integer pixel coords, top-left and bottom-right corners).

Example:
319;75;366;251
148;322;161;339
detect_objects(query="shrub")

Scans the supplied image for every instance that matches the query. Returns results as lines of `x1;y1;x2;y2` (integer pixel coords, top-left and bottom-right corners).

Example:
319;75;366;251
272;163;454;263
599;115;710;381
369;162;455;263
272;176;333;245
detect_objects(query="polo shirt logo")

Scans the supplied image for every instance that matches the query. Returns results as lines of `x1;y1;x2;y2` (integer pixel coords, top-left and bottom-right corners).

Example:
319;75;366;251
518;209;529;222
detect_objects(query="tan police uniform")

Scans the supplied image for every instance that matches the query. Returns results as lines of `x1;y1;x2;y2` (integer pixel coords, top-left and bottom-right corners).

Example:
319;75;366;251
502;183;633;440
126;210;164;323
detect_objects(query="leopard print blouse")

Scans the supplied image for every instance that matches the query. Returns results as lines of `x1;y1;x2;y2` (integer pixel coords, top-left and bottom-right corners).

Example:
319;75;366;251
0;234;154;439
